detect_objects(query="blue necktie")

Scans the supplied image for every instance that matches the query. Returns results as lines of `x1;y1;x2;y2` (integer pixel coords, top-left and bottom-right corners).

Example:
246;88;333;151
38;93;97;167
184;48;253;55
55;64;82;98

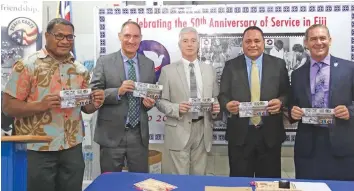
127;59;139;127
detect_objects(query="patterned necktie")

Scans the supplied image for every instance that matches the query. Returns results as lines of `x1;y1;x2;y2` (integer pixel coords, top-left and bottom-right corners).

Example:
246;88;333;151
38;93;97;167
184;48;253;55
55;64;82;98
250;60;261;125
189;63;199;119
127;59;139;127
313;62;326;108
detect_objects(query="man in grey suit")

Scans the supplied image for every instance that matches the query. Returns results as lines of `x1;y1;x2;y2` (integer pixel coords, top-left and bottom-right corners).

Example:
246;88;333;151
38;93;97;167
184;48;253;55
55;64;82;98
90;20;156;173
218;26;290;178
156;27;220;175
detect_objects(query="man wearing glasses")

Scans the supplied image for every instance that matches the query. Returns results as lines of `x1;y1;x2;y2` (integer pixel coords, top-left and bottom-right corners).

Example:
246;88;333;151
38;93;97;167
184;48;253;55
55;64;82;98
3;18;105;191
90;20;156;173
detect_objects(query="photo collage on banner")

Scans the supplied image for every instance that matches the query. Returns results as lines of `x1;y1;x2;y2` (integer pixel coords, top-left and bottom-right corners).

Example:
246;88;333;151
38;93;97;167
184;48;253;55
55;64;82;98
1;1;42;133
1;1;43;90
96;2;354;146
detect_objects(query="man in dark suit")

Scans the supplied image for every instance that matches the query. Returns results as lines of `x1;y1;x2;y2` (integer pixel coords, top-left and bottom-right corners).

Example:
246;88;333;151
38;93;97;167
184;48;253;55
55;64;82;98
90;20;156;173
218;26;290;178
290;24;354;180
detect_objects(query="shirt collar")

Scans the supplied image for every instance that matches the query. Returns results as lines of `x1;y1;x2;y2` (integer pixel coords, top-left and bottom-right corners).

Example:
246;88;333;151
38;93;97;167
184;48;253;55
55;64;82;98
182;57;198;66
245;53;263;65
38;48;75;64
121;51;138;63
310;54;330;66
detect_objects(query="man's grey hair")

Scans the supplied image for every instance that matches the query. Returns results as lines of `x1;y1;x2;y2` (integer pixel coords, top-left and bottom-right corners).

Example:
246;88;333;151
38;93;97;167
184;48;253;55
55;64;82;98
304;24;331;41
178;27;199;43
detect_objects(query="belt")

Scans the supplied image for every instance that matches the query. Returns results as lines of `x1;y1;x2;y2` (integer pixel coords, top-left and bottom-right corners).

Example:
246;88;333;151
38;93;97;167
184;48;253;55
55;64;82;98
249;124;261;129
192;116;204;122
125;123;140;130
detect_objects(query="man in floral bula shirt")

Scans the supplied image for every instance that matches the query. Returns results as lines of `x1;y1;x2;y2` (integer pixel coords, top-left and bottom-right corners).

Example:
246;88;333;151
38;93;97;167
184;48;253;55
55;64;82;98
3;18;105;191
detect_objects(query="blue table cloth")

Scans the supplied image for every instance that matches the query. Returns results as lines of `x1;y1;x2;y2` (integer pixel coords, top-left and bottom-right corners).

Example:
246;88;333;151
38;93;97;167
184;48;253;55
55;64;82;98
85;172;354;191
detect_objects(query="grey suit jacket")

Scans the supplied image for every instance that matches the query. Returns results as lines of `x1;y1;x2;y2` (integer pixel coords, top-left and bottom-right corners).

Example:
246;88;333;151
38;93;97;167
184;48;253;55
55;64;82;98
90;50;156;148
156;60;219;152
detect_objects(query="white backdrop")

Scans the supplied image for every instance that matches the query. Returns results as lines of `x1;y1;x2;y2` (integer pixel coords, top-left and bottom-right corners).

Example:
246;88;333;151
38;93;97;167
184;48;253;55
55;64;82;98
94;2;354;146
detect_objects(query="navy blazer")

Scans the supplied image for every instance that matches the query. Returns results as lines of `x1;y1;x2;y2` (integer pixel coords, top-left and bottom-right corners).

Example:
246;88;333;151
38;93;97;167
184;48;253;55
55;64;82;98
289;55;354;157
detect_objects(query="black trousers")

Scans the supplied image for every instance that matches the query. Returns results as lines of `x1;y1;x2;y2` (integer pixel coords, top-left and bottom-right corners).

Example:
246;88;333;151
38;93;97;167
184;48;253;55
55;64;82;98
228;126;282;178
27;144;85;191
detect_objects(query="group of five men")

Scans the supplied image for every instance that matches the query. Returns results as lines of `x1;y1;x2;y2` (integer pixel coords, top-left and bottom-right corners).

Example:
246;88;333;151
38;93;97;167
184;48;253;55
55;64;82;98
2;17;354;191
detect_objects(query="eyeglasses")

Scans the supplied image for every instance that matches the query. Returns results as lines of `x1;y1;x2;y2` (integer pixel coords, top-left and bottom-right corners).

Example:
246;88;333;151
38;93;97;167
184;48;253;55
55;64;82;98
49;33;76;41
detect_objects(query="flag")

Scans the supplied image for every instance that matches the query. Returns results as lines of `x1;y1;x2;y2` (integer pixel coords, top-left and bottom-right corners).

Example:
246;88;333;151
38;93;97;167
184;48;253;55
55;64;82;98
10;28;38;46
57;1;76;58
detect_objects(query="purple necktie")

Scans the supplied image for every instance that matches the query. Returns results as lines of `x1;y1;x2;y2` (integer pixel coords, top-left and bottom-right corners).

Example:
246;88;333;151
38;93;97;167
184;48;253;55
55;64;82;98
313;62;326;108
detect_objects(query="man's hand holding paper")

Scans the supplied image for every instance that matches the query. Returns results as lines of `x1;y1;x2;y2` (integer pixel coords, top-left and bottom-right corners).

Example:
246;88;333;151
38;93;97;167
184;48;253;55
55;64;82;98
226;101;240;115
267;99;282;114
334;105;350;120
118;80;135;96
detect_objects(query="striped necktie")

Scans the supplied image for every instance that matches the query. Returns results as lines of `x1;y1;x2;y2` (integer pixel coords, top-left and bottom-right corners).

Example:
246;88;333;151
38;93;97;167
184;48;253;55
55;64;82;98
189;63;199;119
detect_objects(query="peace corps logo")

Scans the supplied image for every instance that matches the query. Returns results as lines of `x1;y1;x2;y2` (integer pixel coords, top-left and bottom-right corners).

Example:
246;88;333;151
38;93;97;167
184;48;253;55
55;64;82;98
137;40;171;81
7;17;39;46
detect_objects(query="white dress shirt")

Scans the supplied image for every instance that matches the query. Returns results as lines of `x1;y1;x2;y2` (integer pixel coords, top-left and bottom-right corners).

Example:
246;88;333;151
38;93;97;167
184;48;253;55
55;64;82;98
182;58;203;98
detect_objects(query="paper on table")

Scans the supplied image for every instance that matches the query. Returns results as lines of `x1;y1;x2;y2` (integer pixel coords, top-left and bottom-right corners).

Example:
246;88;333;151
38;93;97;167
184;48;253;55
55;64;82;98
134;178;177;191
205;186;252;191
293;182;331;191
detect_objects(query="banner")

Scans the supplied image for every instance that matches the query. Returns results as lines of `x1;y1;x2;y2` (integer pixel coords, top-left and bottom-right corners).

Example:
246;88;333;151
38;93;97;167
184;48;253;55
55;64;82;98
1;1;42;91
95;2;354;146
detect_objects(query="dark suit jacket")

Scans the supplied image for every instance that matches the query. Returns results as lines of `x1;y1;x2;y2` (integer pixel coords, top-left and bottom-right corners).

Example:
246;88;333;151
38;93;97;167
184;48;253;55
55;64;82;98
218;54;290;147
90;50;156;148
289;55;354;157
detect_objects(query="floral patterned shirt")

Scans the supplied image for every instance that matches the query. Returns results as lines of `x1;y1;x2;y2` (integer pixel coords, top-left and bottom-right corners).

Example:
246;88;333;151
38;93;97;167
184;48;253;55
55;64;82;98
4;49;90;151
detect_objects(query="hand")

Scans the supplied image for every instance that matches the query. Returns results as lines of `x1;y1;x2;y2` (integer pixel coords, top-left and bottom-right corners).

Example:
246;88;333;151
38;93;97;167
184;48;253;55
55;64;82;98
91;89;105;108
40;94;61;111
143;97;155;108
118;80;135;96
291;106;304;120
267;99;282;114
226;101;239;114
179;101;191;114
334;105;350;120
212;102;220;114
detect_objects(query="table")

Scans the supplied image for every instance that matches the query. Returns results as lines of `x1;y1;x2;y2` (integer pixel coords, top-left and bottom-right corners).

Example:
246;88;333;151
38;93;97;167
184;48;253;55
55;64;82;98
1;135;52;191
84;172;354;191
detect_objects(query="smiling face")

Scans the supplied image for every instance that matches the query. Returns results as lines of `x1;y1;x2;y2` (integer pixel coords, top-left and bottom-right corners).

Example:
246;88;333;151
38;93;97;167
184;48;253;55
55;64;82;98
119;23;142;58
45;24;74;60
242;29;265;60
304;26;331;62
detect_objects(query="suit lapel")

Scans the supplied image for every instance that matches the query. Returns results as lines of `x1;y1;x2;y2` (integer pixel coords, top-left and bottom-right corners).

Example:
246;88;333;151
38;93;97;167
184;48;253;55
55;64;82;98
200;63;208;97
116;50;126;82
138;54;148;82
176;61;189;98
239;56;251;100
329;55;339;108
303;61;312;107
260;55;270;100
